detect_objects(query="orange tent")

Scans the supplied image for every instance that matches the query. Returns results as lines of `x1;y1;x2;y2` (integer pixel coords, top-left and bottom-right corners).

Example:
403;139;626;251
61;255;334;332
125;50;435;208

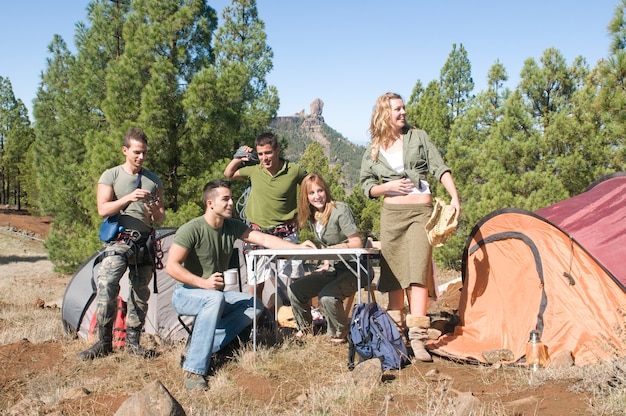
429;173;626;366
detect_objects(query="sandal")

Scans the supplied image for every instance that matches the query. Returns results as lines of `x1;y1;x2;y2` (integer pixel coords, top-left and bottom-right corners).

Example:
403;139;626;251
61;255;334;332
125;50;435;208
329;336;347;344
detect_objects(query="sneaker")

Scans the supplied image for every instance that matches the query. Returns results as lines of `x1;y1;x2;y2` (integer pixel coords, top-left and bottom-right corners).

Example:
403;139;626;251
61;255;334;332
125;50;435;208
183;371;208;391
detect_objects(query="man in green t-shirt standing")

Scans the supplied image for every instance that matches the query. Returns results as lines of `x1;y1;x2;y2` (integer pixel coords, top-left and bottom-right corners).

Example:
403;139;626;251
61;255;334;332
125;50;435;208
224;132;307;301
79;127;165;361
166;179;315;390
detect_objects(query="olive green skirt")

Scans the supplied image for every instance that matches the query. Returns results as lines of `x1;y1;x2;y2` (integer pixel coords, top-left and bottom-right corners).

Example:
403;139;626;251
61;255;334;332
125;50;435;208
378;203;435;296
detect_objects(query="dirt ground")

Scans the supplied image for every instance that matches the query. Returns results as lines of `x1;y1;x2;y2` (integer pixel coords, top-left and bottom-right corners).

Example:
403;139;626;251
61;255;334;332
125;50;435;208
0;208;52;239
0;209;597;415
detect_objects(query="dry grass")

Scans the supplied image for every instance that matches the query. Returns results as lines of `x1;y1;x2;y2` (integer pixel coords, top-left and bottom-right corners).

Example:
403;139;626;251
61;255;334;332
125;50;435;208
2;229;626;415
5;303;626;415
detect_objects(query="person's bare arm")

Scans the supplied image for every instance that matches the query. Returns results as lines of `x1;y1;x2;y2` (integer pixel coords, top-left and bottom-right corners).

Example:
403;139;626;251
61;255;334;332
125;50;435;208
97;183;153;218
440;171;461;221
242;229;316;249
368;177;415;198
165;243;225;290
223;158;244;180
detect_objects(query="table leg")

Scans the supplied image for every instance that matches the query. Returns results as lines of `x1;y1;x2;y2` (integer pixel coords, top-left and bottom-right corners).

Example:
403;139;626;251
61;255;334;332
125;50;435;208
252;255;257;352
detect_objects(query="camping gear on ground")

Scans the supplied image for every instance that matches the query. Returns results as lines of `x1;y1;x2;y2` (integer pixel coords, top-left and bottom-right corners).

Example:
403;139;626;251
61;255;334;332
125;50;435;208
88;296;127;348
428;172;626;366
347;302;409;371
526;330;547;371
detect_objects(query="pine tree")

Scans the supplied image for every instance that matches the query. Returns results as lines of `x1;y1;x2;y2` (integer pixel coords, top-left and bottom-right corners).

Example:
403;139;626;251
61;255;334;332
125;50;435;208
185;0;278;162
0;77;35;209
599;0;626;169
298;141;346;202
32;0;221;270
440;43;474;124
406;80;448;152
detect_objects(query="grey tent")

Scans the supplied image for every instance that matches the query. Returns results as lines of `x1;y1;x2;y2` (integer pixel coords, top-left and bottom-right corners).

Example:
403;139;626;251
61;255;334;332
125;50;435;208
62;228;248;342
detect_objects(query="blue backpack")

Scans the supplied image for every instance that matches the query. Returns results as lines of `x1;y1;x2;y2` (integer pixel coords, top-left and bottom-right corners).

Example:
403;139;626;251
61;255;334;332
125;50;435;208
348;302;409;371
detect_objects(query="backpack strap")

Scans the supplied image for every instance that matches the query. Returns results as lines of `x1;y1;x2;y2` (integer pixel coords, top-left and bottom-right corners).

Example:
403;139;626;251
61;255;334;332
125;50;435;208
347;332;357;370
347;302;366;370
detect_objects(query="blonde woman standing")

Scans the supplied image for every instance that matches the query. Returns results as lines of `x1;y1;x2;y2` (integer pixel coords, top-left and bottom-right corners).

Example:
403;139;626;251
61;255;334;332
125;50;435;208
359;92;460;361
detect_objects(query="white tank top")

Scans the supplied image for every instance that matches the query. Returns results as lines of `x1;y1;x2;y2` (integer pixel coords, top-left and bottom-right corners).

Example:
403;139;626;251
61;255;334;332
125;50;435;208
379;148;431;195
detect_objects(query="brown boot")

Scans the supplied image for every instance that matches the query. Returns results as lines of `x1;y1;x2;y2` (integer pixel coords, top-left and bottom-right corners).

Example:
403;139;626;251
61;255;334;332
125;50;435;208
406;314;433;362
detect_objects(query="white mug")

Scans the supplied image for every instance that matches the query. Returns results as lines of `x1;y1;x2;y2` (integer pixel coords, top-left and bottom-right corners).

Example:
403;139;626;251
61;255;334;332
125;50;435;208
223;269;238;285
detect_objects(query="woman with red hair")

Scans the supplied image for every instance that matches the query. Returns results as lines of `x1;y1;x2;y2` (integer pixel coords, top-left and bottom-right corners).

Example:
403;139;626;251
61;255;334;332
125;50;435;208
287;173;363;343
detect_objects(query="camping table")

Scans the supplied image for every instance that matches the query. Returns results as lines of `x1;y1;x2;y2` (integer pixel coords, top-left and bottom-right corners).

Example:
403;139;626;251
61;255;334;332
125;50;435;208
248;247;381;351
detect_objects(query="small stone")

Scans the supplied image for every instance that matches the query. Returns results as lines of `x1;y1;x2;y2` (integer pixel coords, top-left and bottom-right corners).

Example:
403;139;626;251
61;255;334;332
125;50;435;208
481;349;514;364
453;392;480;416
425;368;440;377
351;358;383;388
6;398;46;416
61;386;90;400
114;380;185;416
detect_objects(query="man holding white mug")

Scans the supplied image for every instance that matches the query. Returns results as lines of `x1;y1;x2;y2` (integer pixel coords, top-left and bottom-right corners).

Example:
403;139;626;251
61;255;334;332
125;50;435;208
222;269;238;286
165;179;315;391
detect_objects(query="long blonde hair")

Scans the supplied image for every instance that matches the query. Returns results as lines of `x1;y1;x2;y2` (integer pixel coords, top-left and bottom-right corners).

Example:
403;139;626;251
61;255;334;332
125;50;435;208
298;173;336;229
368;92;404;161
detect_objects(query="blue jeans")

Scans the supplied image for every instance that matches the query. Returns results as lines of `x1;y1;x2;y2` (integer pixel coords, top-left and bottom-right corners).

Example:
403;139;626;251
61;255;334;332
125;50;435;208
172;285;263;376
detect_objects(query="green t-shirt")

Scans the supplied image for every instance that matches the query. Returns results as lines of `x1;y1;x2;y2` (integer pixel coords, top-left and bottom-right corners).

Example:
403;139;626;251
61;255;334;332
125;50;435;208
98;165;163;232
172;216;249;278
238;159;307;229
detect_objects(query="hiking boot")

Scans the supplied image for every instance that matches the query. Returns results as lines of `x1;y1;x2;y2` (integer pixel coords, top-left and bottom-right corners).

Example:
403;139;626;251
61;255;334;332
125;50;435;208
409;329;433;362
125;327;156;358
78;325;113;360
406;315;433;363
183;371;208;391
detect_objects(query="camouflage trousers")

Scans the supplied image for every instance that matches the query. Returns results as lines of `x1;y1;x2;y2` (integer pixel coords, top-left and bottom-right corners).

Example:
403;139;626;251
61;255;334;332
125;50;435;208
95;241;153;329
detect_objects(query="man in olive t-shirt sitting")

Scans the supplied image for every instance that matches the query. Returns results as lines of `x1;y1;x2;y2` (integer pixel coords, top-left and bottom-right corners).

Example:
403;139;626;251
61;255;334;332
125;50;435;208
165;179;315;391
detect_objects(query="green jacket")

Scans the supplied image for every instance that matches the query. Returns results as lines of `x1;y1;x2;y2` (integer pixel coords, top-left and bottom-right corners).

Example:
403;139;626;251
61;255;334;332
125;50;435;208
359;128;450;199
310;201;359;247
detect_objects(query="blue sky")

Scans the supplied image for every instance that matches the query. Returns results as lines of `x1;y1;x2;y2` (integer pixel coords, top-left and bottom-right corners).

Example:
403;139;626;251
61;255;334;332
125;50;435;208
1;1;619;145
